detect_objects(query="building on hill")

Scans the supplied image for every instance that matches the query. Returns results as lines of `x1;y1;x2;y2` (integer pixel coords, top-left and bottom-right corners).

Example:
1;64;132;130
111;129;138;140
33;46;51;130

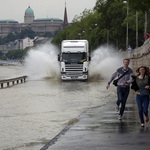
31;18;63;35
33;37;50;47
0;4;69;38
0;36;49;54
0;20;21;38
20;37;34;50
24;6;35;24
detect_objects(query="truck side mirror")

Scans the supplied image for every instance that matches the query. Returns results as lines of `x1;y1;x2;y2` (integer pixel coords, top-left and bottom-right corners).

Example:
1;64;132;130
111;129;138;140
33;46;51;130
89;56;91;61
58;54;60;61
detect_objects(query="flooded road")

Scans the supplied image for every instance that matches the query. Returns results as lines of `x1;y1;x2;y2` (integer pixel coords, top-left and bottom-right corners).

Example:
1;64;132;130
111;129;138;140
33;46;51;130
0;44;128;149
0;65;117;150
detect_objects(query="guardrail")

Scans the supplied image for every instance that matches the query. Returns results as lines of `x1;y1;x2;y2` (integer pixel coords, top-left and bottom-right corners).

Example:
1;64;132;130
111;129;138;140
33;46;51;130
0;76;27;89
0;60;22;66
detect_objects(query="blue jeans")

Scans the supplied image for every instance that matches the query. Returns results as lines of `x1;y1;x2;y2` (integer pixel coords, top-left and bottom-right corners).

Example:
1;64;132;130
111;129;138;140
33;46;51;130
117;87;130;116
136;94;149;124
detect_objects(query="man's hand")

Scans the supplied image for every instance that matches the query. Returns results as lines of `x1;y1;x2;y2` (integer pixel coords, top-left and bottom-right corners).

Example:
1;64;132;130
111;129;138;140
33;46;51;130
106;84;110;89
145;85;150;89
122;80;126;84
131;77;134;82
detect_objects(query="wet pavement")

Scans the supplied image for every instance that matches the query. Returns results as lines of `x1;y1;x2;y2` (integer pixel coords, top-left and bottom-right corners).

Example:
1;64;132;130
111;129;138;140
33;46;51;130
41;95;150;150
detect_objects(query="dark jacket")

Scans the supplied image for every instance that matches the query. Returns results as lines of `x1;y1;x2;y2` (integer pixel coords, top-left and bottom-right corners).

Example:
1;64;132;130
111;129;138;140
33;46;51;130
131;76;150;92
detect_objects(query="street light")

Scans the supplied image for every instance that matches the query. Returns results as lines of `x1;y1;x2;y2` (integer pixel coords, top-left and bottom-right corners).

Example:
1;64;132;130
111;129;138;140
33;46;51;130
89;24;99;48
79;33;82;39
94;23;99;46
107;30;109;48
123;1;128;49
82;31;86;38
136;11;138;48
89;28;92;31
145;11;147;41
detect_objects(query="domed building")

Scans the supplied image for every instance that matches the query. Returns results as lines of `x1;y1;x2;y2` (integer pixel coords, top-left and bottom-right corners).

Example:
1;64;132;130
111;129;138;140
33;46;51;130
0;5;68;38
24;6;35;23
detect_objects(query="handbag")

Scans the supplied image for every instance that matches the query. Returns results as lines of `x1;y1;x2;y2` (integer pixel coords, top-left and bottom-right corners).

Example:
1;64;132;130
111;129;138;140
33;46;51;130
113;70;129;87
139;75;149;96
140;88;148;96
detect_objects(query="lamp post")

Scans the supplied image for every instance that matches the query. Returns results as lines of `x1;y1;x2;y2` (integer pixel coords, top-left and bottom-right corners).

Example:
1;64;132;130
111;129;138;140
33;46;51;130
89;24;98;48
145;11;147;41
83;31;85;37
123;1;128;49
136;11;138;48
107;30;109;48
95;24;99;46
79;33;82;39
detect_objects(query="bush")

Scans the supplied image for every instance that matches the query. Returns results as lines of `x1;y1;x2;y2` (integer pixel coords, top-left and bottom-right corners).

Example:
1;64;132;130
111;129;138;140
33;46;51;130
1;56;7;60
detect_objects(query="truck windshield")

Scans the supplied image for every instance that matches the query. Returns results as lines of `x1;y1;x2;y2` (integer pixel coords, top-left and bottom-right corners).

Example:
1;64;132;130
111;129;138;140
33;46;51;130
62;53;87;63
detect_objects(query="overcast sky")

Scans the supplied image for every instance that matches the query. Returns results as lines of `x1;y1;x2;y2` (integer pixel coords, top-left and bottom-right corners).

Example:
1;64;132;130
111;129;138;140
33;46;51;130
0;0;97;23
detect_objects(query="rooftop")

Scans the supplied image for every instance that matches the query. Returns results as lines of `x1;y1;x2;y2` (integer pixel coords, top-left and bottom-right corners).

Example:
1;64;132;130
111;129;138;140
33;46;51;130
0;20;18;23
25;6;34;15
33;18;63;22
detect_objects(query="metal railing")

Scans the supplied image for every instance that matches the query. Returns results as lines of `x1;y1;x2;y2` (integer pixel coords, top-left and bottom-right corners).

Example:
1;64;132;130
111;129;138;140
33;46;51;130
0;76;27;89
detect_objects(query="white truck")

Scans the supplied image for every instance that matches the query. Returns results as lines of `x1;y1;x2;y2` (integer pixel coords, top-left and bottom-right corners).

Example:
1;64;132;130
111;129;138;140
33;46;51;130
58;40;91;80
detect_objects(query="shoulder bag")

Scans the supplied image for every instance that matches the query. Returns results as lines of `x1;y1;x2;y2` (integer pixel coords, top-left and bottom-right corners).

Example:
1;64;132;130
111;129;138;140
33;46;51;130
113;70;129;87
139;75;149;96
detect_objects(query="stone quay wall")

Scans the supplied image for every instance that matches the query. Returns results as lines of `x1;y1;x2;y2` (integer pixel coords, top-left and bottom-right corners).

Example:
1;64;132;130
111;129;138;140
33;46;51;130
128;38;150;74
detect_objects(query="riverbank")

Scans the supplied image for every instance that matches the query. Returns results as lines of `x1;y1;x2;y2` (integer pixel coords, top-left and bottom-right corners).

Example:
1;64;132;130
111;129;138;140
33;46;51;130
41;92;150;150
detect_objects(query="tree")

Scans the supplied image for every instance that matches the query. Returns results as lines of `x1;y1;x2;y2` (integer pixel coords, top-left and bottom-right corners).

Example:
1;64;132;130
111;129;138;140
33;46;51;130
0;29;36;45
6;47;30;59
0;32;16;45
19;29;35;39
1;56;7;60
128;0;150;41
52;0;149;50
128;0;150;12
43;32;53;37
0;51;3;58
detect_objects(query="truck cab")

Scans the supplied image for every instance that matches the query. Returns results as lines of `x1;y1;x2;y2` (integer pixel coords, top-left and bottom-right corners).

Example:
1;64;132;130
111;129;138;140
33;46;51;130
58;40;91;80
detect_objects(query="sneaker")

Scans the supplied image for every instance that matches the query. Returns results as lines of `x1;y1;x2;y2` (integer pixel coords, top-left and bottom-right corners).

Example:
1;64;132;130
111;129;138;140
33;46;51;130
115;105;119;112
118;115;122;120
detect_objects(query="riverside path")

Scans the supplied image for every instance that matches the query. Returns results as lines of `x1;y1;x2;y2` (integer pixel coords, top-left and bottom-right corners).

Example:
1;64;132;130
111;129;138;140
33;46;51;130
41;92;150;150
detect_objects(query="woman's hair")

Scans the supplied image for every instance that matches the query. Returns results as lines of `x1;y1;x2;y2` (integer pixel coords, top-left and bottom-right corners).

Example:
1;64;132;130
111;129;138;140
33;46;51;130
136;65;150;76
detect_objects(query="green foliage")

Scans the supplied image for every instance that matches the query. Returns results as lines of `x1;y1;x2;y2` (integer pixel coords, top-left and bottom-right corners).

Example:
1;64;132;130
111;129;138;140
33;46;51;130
1;32;16;45
0;29;36;45
19;29;35;39
6;48;30;59
0;51;3;58
43;32;53;37
1;56;7;60
128;0;150;12
52;0;150;51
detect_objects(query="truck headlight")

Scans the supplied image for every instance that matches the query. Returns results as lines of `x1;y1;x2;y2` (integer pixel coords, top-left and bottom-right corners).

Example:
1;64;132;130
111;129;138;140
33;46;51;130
83;75;87;78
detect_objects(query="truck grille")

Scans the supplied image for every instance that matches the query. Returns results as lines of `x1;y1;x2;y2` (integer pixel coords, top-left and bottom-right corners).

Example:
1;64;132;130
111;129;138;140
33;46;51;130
65;64;83;76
